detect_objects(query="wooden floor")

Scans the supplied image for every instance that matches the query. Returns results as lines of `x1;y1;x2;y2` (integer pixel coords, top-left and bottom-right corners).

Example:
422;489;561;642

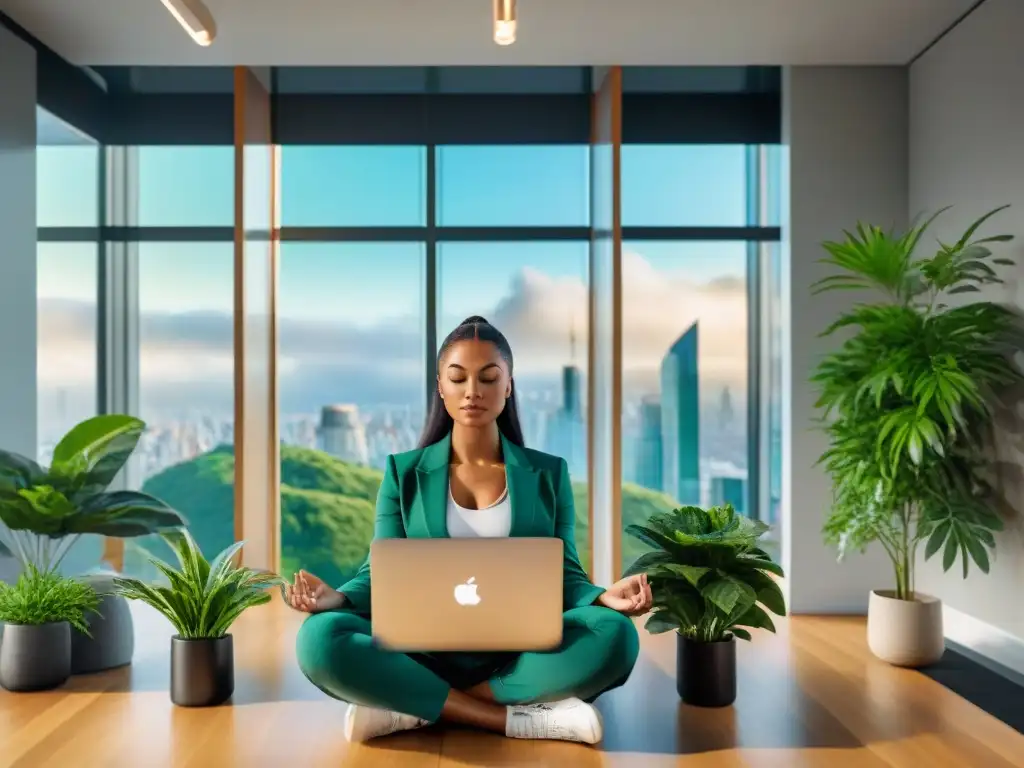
2;600;1023;768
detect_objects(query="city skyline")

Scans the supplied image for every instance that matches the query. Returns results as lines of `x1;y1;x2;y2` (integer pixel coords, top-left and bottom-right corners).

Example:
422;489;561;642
37;247;747;416
35;111;758;515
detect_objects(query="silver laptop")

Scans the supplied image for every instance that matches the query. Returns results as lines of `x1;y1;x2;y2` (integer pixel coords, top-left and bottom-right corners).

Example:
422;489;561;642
370;537;563;652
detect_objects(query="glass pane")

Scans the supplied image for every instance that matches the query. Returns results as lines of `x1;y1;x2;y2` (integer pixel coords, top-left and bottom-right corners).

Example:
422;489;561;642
278;242;425;586
125;242;236;577
437;241;591;569
281;146;426;226
436;146;590;227
36;243;102;575
620;242;749;573
36;243;99;461
36;108;99;227
137;146;235;226
621;145;748;227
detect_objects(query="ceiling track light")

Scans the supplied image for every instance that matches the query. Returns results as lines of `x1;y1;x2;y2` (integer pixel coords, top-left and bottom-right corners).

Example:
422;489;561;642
160;0;218;47
493;0;517;46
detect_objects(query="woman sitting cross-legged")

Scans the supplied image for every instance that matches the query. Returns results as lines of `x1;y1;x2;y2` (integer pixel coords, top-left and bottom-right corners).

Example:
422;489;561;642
286;316;649;745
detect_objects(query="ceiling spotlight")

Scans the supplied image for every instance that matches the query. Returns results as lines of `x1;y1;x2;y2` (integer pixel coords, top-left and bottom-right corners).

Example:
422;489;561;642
493;0;516;46
160;0;218;47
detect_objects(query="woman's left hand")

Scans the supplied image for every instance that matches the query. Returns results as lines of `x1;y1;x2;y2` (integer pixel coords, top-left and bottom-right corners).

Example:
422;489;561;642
597;573;653;617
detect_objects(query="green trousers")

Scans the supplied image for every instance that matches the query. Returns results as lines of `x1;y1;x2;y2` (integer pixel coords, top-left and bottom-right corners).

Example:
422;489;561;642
296;605;640;723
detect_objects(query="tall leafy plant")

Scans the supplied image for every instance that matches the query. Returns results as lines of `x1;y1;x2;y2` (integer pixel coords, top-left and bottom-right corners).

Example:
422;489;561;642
0;415;186;572
813;206;1023;601
113;531;285;639
624;505;786;643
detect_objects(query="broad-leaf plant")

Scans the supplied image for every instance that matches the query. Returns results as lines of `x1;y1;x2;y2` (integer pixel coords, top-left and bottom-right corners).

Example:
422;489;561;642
0;415;186;573
625;504;786;642
812;206;1022;600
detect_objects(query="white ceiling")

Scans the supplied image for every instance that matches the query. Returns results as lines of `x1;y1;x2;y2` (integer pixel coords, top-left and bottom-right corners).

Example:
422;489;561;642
1;0;976;67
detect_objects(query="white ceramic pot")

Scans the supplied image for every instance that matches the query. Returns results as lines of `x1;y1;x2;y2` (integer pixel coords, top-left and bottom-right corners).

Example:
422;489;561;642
867;590;944;667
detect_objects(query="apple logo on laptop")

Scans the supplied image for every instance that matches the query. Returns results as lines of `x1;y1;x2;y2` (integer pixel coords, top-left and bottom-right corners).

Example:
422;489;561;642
454;577;482;606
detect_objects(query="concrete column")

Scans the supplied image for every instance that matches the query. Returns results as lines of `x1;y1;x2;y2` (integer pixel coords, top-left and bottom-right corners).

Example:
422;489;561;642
0;26;37;458
781;67;908;613
0;26;37;585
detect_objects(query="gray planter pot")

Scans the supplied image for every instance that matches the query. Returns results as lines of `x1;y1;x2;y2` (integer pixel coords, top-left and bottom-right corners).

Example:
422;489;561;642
0;621;72;691
71;574;135;674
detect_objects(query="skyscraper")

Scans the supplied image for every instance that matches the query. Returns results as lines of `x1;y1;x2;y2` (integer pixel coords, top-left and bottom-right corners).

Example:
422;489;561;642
317;404;370;465
562;363;581;416
660;323;700;506
544;321;586;479
719;386;735;428
636;396;663;492
710;475;746;516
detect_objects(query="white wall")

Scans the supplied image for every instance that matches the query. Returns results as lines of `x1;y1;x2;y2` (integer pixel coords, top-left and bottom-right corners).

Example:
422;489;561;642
0;25;37;584
909;0;1024;672
782;67;908;613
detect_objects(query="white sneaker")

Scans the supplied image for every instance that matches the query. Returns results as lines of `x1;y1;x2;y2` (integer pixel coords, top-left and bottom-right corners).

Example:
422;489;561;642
344;704;430;742
505;697;603;744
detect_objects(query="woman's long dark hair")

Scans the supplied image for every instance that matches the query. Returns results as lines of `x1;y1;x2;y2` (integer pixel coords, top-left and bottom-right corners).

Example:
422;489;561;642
417;315;526;449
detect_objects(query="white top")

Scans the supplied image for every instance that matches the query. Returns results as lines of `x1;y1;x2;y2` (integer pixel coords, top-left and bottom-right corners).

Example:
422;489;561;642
446;481;512;538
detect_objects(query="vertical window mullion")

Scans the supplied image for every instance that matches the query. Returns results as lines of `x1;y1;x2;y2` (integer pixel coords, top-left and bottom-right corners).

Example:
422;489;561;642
745;144;762;522
100;145;141;492
425;144;438;414
96;146;109;419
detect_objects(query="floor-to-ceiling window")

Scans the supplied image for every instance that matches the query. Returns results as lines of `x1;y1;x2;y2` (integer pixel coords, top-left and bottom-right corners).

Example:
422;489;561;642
120;146;237;576
277;238;426;585
36;108;100;464
35;107;103;574
277;146;427;584
276;142;595;579
619;144;779;571
435;144;593;568
37;65;781;582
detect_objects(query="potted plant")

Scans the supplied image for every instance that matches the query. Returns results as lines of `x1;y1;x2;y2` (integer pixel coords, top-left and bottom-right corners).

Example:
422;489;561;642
812;207;1022;667
0;565;100;691
624;504;786;707
113;530;284;707
0;414;187;673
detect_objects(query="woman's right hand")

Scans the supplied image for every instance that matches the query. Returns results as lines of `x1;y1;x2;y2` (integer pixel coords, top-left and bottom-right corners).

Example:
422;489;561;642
284;570;347;613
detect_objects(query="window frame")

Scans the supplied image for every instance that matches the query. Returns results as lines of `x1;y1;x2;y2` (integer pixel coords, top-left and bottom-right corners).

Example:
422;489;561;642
35;137;781;570
618;143;778;525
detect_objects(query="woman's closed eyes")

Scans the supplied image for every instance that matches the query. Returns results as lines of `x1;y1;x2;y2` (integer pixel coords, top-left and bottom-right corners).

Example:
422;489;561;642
448;377;499;385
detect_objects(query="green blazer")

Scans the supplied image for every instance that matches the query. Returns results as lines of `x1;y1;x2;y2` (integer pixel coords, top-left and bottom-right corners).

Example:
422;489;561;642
338;431;604;614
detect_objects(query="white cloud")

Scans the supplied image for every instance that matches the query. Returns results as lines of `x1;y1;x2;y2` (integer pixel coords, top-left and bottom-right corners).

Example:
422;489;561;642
486;252;746;385
620;250;746;379
36;251;747;411
489;267;590;374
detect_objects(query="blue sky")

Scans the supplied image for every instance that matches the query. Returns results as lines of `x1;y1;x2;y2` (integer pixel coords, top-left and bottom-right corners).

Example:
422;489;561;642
37;139;749;322
35;109;755;429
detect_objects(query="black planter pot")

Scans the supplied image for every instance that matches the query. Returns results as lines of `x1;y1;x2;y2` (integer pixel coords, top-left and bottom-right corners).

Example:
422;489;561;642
170;635;234;707
676;633;736;707
0;621;72;692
